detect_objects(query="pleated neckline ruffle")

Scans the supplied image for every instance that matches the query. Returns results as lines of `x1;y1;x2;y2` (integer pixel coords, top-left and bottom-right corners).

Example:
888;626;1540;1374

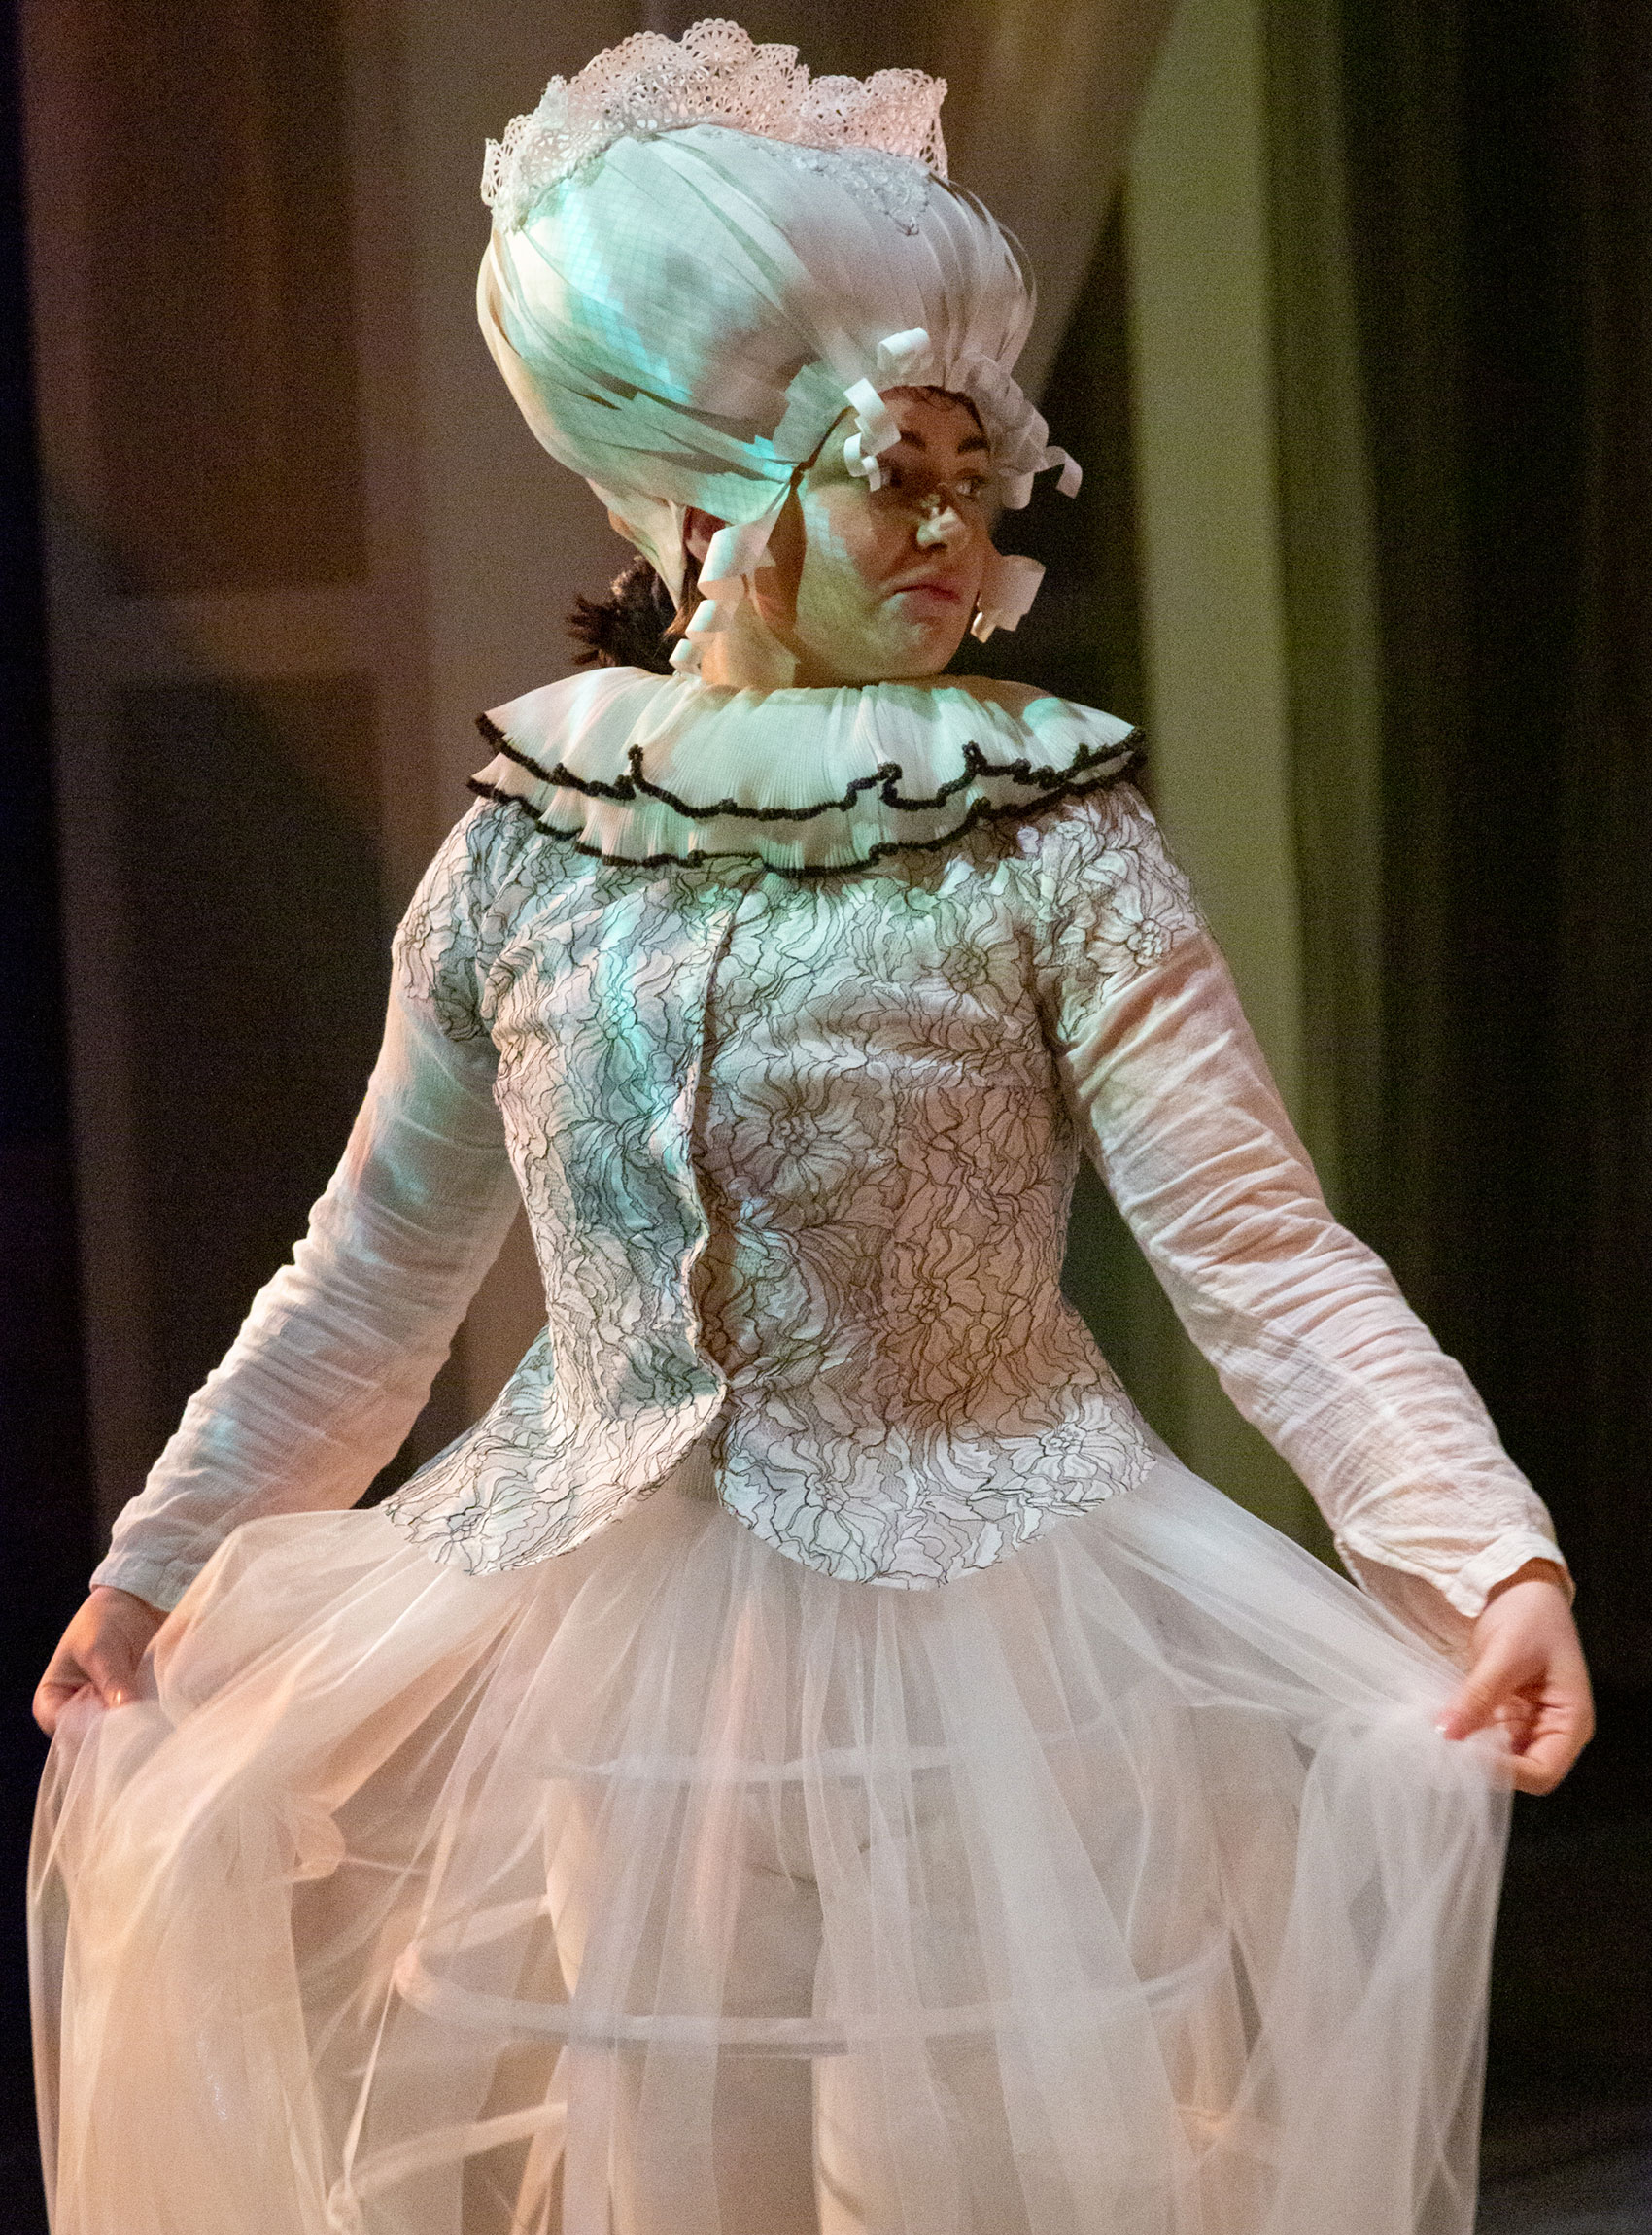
468;666;1142;875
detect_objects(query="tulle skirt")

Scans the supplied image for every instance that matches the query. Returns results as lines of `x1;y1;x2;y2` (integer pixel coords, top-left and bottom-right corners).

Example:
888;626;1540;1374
30;1444;1510;2235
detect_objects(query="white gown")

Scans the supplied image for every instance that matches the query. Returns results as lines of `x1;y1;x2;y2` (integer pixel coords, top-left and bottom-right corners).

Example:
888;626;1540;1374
32;673;1556;2235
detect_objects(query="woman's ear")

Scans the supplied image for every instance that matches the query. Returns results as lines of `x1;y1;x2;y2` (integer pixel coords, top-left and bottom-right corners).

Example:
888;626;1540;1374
682;508;723;565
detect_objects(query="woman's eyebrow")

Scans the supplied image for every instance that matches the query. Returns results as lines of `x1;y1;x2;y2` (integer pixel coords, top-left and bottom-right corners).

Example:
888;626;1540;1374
891;429;992;456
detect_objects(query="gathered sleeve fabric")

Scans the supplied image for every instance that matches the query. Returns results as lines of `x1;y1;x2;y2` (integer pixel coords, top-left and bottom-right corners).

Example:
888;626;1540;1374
1031;786;1569;1638
92;806;528;1612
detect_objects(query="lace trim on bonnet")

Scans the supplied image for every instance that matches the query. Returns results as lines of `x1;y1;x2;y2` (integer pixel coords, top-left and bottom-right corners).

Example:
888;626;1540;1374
481;17;948;227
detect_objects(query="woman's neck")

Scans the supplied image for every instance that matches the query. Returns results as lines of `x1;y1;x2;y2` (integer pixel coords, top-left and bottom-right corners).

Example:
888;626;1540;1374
694;597;943;691
697;602;810;688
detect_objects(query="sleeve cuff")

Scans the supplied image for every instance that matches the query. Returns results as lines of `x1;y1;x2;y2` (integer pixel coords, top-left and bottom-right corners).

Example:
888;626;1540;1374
1334;1524;1573;1626
89;1548;205;1614
1450;1530;1575;1616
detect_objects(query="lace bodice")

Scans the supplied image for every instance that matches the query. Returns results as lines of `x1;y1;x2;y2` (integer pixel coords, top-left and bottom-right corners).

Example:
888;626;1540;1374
94;672;1566;1626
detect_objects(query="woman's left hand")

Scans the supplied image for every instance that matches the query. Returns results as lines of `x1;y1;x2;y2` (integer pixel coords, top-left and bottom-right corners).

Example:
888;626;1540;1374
1437;1561;1594;1793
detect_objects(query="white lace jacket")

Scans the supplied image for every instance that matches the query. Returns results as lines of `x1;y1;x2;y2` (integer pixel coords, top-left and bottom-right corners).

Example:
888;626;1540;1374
94;669;1566;1631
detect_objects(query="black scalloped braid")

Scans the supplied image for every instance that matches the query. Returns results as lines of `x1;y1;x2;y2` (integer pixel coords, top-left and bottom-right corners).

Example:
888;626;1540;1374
465;738;1145;881
473;712;1144;827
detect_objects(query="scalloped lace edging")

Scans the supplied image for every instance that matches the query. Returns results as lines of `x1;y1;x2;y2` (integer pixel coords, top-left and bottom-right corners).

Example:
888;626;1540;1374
482;20;948;230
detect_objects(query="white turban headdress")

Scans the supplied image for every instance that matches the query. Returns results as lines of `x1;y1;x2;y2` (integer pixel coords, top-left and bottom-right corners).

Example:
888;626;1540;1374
477;19;1079;667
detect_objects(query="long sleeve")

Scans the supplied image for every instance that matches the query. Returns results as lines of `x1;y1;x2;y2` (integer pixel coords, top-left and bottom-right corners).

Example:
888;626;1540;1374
1035;787;1569;1637
93;807;527;1610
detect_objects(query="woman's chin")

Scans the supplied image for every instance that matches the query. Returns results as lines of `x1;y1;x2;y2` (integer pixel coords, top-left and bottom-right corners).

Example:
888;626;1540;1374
862;611;973;681
785;606;974;686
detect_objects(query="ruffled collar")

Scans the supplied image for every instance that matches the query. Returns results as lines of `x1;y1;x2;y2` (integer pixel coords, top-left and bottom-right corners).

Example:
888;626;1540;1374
468;667;1141;876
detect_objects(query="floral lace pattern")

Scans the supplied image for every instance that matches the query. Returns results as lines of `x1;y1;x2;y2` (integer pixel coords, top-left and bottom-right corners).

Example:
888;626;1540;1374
483;18;947;230
385;783;1201;1585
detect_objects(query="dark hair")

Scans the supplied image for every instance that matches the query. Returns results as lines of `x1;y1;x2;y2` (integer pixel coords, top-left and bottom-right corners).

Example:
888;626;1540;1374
567;551;700;674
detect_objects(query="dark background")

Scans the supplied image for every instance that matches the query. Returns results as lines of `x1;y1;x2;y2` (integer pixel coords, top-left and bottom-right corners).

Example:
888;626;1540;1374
1;0;99;2217
3;1;1649;2226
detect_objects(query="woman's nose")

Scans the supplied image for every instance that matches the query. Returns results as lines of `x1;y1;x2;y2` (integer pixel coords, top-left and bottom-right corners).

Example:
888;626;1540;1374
914;502;967;549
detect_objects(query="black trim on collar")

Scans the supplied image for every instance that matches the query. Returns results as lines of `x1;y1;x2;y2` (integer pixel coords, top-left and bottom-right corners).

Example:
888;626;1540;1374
465;755;1142;879
473;710;1144;827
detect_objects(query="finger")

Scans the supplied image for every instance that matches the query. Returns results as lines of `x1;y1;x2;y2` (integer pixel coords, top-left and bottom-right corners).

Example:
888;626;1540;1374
1500;1683;1592;1780
1505;1725;1588;1795
1438;1642;1536;1740
32;1673;95;1737
1505;1692;1595;1789
80;1635;145;1710
1497;1696;1537;1730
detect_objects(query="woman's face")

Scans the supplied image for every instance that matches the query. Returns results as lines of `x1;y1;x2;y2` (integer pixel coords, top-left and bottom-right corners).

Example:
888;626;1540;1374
695;388;997;688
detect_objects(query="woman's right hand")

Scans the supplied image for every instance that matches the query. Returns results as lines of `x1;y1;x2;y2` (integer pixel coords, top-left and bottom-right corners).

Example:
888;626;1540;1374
34;1586;168;1736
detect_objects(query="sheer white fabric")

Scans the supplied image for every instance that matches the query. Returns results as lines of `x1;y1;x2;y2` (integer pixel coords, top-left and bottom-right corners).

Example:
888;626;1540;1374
39;1448;1511;2235
92;672;1566;1628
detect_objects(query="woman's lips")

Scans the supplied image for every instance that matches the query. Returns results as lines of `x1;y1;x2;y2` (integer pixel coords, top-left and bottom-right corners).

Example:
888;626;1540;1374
888;575;964;614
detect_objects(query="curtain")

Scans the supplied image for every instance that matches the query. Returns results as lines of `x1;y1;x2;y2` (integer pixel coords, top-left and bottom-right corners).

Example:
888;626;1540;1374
646;0;1175;388
1341;0;1652;1688
1263;0;1382;1235
1556;0;1652;1690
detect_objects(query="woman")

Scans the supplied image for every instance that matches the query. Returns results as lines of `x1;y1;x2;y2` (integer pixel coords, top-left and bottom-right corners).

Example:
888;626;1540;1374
32;24;1591;2235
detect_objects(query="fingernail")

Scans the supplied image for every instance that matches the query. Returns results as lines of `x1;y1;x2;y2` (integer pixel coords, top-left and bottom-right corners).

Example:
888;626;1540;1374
107;1688;126;1708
